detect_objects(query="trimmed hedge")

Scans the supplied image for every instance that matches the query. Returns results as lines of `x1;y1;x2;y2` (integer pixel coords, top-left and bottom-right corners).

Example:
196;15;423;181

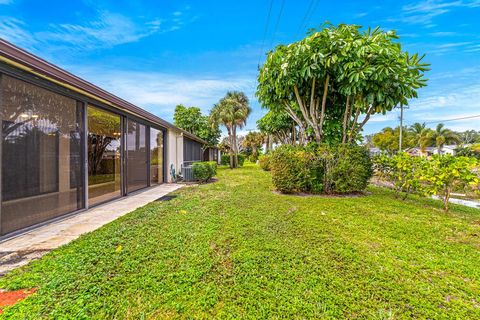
192;161;217;183
221;154;246;166
270;144;373;194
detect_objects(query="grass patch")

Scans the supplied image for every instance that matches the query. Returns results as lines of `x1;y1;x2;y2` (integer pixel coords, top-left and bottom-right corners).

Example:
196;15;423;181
0;164;479;318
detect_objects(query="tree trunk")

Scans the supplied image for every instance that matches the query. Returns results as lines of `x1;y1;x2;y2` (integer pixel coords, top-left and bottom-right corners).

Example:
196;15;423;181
227;126;234;169
232;125;238;168
348;105;374;143
292;124;296;145
342;96;351;143
318;74;330;142
444;187;451;211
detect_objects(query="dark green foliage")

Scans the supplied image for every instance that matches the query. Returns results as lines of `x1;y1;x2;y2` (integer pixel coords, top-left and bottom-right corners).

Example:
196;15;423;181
192;161;217;183
455;144;480;159
237;154;245;166
325;145;373;193
221;154;245;166
270;144;372;194
174;104;221;147
270;145;322;193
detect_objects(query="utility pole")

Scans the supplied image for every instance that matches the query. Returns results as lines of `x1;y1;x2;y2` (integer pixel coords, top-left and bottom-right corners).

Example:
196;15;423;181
399;104;403;153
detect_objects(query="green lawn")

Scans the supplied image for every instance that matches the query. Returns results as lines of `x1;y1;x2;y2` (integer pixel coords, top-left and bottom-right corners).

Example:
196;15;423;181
1;164;479;319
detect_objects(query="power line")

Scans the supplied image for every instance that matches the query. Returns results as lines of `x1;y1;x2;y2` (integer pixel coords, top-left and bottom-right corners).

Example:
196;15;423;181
257;0;275;68
295;0;316;38
268;0;286;50
250;0;275;116
295;0;319;38
406;114;480;125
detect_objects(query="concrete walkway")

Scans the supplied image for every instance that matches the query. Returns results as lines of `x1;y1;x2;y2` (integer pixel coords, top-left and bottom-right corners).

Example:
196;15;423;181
0;183;182;275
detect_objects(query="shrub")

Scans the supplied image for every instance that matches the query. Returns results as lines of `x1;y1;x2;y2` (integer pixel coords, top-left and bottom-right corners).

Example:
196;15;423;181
269;144;372;194
258;154;271;171
270;145;321;193
326;145;373;193
193;161;217;183
373;153;423;199
238;154;246;166
419;155;479;211
221;154;246;167
249;154;259;163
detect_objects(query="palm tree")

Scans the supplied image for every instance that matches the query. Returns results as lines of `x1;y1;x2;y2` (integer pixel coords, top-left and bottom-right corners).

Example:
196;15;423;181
243;131;265;161
210;91;251;168
409;122;432;154
424;123;460;155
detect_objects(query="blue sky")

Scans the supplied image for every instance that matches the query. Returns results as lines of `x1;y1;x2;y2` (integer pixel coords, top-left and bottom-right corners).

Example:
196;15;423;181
1;0;480;135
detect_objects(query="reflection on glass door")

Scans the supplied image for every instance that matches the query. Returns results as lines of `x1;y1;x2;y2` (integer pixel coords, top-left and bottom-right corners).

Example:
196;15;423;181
87;106;121;206
127;119;148;192
1;75;85;235
150;128;164;184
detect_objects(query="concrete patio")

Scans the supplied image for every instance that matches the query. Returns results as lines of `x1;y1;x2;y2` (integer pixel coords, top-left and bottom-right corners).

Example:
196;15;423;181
0;183;182;275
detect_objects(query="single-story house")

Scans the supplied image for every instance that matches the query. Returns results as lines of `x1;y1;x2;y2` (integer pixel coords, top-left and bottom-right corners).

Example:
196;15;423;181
369;147;382;156
0;39;209;237
406;145;458;157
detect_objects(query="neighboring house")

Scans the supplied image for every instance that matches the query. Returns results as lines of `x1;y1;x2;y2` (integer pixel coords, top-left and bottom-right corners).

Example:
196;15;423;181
0;39;208;238
369;147;382;156
406;145;458;157
439;145;457;155
406;147;426;157
203;146;221;163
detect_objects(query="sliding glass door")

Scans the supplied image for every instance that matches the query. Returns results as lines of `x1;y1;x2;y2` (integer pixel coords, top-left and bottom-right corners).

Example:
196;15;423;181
1;75;84;235
126;119;148;192
87;106;121;206
150;128;164;184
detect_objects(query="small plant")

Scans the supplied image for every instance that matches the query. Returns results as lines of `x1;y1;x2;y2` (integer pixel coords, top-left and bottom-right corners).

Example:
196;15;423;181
192;161;217;183
373;153;423;199
419;155;478;211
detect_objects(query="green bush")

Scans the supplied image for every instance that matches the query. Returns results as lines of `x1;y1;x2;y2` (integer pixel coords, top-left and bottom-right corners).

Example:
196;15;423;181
238;154;246;166
192;161;217;183
325;145;373;193
258;154;271;171
269;144;373;194
249;154;259;163
419;155;478;211
373;153;423;199
373;153;480;211
221;154;245;167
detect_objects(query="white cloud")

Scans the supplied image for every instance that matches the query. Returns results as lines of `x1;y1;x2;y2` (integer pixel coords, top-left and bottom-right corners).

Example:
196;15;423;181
70;68;255;121
0;8;189;51
364;68;480;133
0;17;37;47
391;0;480;26
35;11;160;50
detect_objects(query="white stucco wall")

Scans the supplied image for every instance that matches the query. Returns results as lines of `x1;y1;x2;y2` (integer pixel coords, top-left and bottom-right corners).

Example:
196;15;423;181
166;128;184;182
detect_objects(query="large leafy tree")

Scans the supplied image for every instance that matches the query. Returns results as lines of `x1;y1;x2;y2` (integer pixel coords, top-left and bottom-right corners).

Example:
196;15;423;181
424;123;461;154
256;23;429;145
173;104;221;147
210;91;251;168
257;110;296;148
457;130;480;145
372;126;415;154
